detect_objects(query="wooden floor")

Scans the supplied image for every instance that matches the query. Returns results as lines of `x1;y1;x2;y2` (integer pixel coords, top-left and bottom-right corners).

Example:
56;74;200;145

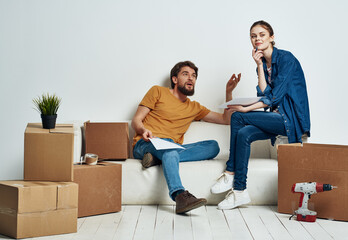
1;205;348;240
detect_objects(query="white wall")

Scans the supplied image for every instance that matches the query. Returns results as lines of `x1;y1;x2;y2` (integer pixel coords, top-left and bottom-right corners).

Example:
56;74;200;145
1;0;347;180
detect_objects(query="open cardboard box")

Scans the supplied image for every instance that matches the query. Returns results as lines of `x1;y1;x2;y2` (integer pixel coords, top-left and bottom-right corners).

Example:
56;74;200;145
0;181;78;239
278;143;348;221
84;121;129;160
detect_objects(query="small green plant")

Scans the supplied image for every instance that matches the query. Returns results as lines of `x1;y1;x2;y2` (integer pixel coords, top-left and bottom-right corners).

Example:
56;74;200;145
33;93;61;115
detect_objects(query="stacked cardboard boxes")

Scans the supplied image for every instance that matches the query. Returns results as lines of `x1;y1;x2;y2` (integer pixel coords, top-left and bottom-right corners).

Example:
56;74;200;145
0;123;79;239
0;181;78;239
0;122;126;239
72;122;126;217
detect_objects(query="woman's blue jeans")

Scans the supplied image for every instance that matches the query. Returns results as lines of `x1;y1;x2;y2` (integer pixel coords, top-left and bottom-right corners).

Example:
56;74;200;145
228;111;287;190
133;138;219;200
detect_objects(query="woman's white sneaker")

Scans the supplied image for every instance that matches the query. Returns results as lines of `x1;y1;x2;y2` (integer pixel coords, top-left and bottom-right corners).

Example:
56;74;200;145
211;173;234;194
218;189;251;210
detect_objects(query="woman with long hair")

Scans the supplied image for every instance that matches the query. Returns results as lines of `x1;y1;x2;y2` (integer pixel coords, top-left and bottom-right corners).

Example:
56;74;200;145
211;20;311;210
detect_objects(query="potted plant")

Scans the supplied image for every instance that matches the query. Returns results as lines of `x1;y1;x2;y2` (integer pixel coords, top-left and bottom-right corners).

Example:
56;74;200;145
33;93;62;129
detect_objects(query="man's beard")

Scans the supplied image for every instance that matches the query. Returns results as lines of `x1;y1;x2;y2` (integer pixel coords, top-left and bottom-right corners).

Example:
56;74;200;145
177;83;194;96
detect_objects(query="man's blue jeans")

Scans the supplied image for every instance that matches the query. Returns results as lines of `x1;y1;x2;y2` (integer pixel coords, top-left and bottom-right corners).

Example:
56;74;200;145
228;111;287;190
133;138;220;200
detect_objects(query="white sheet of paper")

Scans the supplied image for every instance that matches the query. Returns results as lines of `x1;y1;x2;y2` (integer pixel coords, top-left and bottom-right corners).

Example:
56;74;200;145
150;138;185;150
218;97;262;108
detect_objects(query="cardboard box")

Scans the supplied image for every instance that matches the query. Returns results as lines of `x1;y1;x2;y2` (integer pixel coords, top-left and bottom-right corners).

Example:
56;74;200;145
73;162;122;217
24;123;74;181
278;143;348;221
0;181;78;239
84;122;129;160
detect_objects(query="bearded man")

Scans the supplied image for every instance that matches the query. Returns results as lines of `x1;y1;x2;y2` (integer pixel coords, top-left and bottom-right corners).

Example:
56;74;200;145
131;61;240;214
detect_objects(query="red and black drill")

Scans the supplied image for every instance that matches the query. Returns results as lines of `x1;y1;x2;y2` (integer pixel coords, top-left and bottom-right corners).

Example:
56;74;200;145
291;182;337;222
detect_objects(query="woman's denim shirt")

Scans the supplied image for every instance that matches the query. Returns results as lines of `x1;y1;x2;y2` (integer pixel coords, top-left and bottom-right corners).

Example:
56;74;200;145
256;47;311;143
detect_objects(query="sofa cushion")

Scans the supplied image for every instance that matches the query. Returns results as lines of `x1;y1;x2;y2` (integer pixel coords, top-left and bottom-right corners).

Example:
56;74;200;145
114;157;278;205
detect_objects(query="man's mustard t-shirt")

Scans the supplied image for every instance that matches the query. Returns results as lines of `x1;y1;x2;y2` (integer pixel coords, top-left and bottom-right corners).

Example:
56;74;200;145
133;85;210;147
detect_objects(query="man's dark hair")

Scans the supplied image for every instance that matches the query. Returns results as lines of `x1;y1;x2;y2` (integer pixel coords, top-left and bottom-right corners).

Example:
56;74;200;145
170;61;198;89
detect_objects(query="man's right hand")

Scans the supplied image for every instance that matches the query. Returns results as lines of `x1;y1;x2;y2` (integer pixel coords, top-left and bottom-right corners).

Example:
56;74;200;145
226;73;241;93
142;129;153;141
132;105;153;141
225;73;241;102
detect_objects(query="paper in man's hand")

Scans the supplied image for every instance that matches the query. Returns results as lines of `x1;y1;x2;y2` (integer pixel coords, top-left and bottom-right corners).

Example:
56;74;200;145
150;138;185;150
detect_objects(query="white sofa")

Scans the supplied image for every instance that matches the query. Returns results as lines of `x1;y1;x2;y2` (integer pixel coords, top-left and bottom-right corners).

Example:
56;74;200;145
74;121;286;205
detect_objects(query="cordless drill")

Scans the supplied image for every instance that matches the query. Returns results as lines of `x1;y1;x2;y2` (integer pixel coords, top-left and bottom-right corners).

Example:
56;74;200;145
291;182;337;222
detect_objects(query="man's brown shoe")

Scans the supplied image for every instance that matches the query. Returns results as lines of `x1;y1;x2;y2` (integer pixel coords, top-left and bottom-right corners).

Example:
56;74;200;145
142;153;161;168
175;190;207;214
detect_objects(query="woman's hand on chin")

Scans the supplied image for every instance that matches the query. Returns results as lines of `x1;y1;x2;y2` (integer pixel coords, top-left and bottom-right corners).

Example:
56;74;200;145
252;48;263;66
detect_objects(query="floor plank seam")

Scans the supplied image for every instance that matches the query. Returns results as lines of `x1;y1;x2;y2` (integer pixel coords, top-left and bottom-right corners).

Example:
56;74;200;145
316;221;335;239
238;208;255;240
113;205;126;239
221;209;233;237
189;211;195;240
269;206;294;239
153;205;159;239
94;215;105;237
205;206;215;240
257;209;274;240
131;205;143;240
299;222;316;240
77;218;86;231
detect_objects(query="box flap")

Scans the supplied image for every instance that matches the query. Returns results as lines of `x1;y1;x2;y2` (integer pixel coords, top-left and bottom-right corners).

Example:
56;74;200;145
26;123;74;134
50;124;74;134
276;143;301;150
0;182;19;215
278;143;348;171
303;142;348;149
0;181;57;214
57;182;78;209
73;162;121;169
25;123;49;134
0;181;78;215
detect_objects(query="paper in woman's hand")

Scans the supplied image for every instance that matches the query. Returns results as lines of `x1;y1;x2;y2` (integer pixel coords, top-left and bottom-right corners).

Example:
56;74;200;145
218;97;261;108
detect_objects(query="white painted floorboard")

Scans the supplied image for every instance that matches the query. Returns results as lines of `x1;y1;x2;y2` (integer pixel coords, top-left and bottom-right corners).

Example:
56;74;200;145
153;205;174;240
206;206;233;240
239;206;273;240
223;208;253;240
270;206;313;240
1;205;348;240
133;205;157;240
190;206;214;240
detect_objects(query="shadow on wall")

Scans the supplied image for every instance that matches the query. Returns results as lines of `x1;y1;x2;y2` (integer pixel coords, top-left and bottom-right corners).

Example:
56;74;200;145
126;76;171;121
127;102;140;120
161;77;171;89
